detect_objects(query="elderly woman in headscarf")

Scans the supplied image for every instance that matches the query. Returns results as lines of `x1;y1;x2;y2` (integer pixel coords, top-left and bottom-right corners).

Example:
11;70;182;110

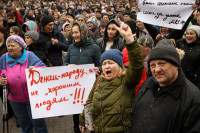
0;35;48;133
176;25;200;89
79;19;144;133
63;22;101;133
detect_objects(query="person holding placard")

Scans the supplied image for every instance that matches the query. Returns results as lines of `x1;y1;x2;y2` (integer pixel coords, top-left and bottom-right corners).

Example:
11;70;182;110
63;22;101;133
79;19;144;133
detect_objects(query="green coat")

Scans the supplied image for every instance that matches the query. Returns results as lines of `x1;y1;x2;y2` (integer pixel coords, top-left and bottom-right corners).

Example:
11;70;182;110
80;40;144;133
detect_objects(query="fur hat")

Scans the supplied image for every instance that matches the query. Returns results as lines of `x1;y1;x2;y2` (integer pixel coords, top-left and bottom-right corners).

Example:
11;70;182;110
6;35;27;48
148;39;181;67
24;31;39;42
100;49;123;68
187;25;200;37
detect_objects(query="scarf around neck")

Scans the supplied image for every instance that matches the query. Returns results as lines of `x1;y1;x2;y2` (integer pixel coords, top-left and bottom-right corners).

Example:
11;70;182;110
6;49;27;67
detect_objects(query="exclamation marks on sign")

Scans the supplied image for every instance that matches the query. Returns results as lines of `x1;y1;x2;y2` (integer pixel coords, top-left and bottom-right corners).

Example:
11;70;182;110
73;88;85;104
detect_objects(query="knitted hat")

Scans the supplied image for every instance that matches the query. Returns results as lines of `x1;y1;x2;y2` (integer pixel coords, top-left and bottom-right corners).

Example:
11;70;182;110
187;25;200;37
41;16;54;27
148;39;181;67
24;31;39;41
6;35;27;48
87;17;96;25
100;49;123;68
138;35;153;48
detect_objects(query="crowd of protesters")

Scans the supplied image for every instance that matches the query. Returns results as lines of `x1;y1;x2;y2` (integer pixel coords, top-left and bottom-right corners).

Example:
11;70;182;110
0;0;200;133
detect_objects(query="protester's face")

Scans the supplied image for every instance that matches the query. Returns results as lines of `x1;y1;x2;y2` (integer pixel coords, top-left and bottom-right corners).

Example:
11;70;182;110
150;60;178;86
100;26;105;36
85;14;90;20
54;14;59;20
123;15;131;22
102;59;120;80
0;32;4;40
136;20;144;29
44;22;54;33
103;15;109;23
107;23;117;38
96;13;101;18
186;29;197;44
61;14;66;20
25;36;33;46
7;17;15;23
9;29;17;36
87;22;94;30
160;27;170;34
117;12;122;18
64;25;71;32
77;17;86;24
7;41;22;57
29;10;34;16
72;25;81;42
35;9;39;15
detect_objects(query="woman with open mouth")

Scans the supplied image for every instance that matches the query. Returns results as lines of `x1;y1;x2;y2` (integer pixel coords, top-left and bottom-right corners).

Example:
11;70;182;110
79;19;144;133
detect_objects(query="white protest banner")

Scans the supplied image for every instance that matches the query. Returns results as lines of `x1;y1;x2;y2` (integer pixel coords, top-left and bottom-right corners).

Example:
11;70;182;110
26;64;95;119
137;0;196;29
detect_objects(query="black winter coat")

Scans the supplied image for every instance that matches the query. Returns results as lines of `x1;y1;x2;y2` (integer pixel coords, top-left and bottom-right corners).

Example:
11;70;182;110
128;69;200;133
39;24;69;66
176;39;200;89
63;37;101;67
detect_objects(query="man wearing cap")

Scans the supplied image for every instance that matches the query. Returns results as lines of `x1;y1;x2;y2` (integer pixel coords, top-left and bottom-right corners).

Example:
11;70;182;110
138;35;153;74
128;39;200;132
39;15;69;66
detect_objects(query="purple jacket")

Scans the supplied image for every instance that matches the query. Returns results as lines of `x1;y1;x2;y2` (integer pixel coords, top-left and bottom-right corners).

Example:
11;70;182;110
0;50;45;102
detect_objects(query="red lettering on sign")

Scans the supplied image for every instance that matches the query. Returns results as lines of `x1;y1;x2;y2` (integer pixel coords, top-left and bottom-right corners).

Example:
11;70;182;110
31;90;39;96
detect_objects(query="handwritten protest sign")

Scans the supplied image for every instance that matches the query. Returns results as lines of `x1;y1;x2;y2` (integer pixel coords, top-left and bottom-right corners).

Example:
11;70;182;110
137;0;196;29
26;64;95;119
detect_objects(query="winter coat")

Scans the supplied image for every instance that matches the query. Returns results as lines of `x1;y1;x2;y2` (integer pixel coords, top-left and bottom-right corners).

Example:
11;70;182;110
28;41;50;66
96;19;125;53
128;69;200;133
79;40;144;133
122;47;147;96
176;39;200;89
0;50;46;102
89;26;101;41
39;24;69;66
63;37;101;67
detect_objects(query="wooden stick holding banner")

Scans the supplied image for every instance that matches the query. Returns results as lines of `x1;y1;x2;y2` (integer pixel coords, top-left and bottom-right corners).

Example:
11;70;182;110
26;64;96;119
137;0;196;29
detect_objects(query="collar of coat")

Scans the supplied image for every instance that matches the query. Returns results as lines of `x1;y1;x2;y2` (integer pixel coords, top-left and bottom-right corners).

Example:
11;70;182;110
149;68;186;99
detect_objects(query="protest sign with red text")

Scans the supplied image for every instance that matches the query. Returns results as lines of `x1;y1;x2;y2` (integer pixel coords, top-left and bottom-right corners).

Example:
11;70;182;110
26;64;95;119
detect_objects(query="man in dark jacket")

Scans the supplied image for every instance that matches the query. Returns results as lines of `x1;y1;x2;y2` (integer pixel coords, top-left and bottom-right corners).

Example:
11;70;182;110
39;16;69;66
128;39;200;133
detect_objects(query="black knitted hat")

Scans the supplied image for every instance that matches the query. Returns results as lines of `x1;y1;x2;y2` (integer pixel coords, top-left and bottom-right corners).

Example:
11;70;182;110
148;39;181;67
41;16;54;27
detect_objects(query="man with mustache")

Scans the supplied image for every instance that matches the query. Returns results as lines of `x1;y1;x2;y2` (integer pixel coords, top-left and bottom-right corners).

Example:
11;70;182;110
128;39;200;132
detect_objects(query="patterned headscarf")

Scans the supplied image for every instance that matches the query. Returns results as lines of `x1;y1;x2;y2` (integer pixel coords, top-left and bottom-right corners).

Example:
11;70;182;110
72;22;88;46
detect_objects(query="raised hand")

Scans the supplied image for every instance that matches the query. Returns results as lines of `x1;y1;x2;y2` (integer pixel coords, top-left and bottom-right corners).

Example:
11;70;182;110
114;18;135;44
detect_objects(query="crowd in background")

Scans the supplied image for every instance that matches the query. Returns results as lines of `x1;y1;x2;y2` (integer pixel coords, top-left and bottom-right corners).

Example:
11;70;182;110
0;0;200;133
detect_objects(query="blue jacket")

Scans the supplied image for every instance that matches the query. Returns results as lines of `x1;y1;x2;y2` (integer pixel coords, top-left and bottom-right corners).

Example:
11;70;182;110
63;37;101;67
39;24;69;66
